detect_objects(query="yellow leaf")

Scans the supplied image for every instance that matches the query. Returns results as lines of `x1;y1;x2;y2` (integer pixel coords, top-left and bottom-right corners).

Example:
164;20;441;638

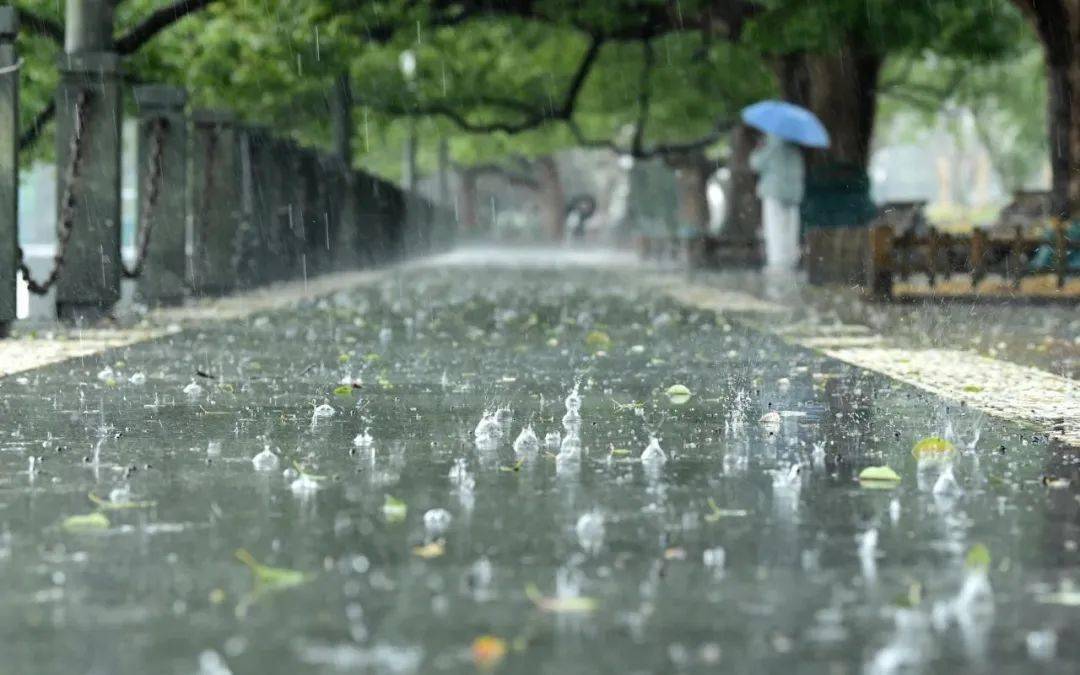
412;540;445;559
525;584;597;614
858;465;902;487
471;635;508;671
912;437;957;460
584;330;612;351
61;512;110;533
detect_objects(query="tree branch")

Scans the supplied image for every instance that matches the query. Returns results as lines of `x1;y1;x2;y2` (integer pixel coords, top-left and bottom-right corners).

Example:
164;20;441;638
458;162;540;190
568;118;730;160
114;0;217;55
18;100;55;153
354;35;604;134
16;6;63;43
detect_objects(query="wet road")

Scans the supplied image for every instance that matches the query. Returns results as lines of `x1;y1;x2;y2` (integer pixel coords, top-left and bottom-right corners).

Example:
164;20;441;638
1;262;1078;674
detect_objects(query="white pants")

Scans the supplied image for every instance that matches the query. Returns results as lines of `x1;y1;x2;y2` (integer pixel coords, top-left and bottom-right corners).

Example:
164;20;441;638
762;198;801;270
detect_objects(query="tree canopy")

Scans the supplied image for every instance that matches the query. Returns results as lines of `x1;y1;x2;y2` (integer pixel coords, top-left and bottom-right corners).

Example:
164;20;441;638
7;0;1038;186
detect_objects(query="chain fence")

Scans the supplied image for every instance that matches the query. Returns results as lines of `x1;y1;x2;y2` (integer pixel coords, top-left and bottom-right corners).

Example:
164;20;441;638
17;89;90;295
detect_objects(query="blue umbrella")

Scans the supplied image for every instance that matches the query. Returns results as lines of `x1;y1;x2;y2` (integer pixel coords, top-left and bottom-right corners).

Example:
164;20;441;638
741;100;830;148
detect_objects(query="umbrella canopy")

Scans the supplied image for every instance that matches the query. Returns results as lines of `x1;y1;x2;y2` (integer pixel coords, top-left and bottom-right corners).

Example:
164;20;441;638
741;100;830;148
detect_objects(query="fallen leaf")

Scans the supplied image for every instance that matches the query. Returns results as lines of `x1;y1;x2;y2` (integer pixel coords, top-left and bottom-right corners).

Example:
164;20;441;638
665;384;692;405
912;437;957;460
858;465;902;487
412;539;446;559
61;512;110;533
585;330;612;351
383;495;408;523
965;544;991;570
525;584;597;614
472;635;508;671
704;497;748;522
235;549;311;589
88;492;155;511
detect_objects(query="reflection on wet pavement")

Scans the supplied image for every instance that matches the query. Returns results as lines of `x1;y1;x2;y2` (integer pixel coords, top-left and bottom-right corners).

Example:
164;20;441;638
0;263;1077;673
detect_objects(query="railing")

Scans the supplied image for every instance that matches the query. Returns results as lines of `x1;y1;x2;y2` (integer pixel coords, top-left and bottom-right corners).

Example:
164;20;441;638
0;7;454;334
868;220;1077;299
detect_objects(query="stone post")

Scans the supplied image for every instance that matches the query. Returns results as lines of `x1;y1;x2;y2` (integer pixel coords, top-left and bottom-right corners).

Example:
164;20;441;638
54;51;122;321
0;7;17;336
132;85;186;306
189;111;241;296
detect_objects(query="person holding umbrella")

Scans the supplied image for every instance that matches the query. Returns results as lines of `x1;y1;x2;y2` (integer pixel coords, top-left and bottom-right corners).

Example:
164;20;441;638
742;101;830;272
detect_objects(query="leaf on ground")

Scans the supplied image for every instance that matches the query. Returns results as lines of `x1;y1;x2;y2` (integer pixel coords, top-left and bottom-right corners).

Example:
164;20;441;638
584;330;612;351
499;459;525;472
704;497;748;522
912;436;957;460
858;465;902;486
665;384;692;404
525;583;598;614
383;494;408;523
472;635;508;671
965;543;991;570
412;539;445;559
332;384;353;396
61;512;110;533
234;549;311;589
88;492;155;511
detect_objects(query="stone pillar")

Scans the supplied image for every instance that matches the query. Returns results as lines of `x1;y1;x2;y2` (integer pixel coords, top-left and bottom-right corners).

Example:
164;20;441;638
54;52;122;321
189;111;241;296
132;85;187;306
279;139;304;279
0;7;17;336
242;125;276;286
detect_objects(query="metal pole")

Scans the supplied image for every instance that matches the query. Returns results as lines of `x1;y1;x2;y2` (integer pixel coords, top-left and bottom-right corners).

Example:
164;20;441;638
132;85;186;306
0;7;17;336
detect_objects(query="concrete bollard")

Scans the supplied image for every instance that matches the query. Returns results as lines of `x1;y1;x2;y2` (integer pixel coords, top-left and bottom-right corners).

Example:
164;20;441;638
132;85;187;306
54;51;122;321
241;125;277;286
190;110;241;296
278;139;305;280
0;7;16;336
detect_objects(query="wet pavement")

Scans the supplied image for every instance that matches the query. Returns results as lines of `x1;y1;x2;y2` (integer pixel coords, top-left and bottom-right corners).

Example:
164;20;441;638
1;257;1079;674
694;270;1080;380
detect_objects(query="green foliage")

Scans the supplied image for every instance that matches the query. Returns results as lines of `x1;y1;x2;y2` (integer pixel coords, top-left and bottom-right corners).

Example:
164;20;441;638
878;33;1048;192
5;0;1045;185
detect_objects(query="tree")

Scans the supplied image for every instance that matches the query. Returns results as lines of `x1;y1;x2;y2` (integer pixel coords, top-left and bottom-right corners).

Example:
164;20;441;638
1010;0;1079;218
14;0;218;158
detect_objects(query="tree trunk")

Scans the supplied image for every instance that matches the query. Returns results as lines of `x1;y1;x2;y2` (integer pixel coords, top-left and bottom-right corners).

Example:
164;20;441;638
668;152;712;234
802;45;882;168
402;120;417;191
1013;0;1079;218
722;125;760;243
534;155;565;240
459;168;478;233
331;75;352;167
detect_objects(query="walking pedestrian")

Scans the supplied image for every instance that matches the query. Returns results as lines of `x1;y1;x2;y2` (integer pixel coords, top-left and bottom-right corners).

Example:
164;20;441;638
750;133;805;272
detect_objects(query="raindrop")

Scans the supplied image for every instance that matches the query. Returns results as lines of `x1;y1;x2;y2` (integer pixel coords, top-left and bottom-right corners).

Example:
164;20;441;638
575;511;604;554
252;446;280;471
512;425;539;455
640;437;666;465
423;508;452;537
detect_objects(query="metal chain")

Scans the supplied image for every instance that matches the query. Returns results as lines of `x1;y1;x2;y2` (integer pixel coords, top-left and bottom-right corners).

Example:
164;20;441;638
121;117;169;279
18;89;91;295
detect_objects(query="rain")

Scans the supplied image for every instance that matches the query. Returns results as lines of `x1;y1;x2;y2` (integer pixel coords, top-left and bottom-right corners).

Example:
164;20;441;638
0;1;1078;674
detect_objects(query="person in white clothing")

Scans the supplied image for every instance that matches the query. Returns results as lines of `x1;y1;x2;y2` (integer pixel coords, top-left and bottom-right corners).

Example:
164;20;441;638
749;133;805;271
